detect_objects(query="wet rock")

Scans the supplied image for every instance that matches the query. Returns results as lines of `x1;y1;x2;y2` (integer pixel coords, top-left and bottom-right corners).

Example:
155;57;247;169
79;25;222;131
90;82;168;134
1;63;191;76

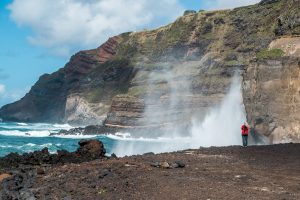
0;140;107;170
56;125;122;136
58;127;84;135
77;139;106;159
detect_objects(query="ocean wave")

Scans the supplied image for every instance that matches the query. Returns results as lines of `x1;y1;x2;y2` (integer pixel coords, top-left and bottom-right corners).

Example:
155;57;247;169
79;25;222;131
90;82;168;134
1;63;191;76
115;132;131;138
0;130;51;137
0;142;65;155
17;122;28;126
51;134;97;139
52;124;74;130
106;133;192;143
24;143;58;148
0;122;74;132
0;145;14;148
25;143;36;147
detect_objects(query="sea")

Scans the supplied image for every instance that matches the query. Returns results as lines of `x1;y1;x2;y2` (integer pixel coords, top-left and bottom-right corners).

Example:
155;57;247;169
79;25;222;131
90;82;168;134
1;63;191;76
0;122;117;157
0;96;248;158
0;122;199;158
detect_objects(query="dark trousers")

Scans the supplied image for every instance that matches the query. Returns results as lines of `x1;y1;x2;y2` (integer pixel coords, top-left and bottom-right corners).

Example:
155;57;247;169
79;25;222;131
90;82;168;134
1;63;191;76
242;135;248;146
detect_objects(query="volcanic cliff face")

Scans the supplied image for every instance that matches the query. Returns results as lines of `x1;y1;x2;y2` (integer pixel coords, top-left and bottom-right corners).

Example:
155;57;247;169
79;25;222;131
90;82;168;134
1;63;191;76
243;54;300;143
0;0;299;142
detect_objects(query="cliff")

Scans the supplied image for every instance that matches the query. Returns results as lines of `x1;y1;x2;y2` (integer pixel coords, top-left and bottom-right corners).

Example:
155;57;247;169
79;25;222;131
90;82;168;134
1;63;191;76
0;0;299;143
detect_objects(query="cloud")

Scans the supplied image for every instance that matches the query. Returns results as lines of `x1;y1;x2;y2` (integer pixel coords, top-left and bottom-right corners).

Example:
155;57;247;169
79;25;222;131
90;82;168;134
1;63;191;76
0;86;29;107
201;0;261;10
0;84;6;95
7;0;184;57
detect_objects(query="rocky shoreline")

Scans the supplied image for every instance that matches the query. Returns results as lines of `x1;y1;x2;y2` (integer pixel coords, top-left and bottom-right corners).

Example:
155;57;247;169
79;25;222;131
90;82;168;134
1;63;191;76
55;123;191;138
0;140;107;171
0;141;299;199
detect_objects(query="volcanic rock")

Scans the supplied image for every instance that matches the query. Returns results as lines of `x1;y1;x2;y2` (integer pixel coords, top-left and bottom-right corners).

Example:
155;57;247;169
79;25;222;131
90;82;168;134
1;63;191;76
1;144;300;199
0;140;106;170
77;139;106;158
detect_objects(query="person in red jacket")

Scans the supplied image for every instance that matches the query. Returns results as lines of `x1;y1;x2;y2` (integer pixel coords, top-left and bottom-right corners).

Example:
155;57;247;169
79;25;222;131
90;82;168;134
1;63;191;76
241;122;250;147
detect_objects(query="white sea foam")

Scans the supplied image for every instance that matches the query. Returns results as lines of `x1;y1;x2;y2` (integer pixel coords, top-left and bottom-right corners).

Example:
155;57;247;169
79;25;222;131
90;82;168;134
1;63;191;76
0;122;73;131
0;130;51;137
53;124;74;130
0;122;76;138
115;132;131;138
0;145;14;148
25;143;36;147
51;134;97;139
24;143;53;147
107;134;151;141
17;122;28;126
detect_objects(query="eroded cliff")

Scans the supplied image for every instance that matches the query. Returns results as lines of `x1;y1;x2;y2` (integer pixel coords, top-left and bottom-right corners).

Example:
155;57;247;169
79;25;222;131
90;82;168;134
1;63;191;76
0;0;299;142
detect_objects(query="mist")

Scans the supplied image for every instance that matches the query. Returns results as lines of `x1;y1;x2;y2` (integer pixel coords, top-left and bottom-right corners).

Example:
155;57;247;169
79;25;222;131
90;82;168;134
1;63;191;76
109;69;247;156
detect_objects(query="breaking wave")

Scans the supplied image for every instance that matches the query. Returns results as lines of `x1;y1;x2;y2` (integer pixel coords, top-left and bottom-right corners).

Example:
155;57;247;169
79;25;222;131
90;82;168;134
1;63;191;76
0;130;51;137
109;76;247;157
0;122;93;157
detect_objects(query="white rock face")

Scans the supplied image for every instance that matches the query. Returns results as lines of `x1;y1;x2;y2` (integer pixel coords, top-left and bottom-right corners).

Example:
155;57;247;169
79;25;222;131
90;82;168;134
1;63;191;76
64;95;108;125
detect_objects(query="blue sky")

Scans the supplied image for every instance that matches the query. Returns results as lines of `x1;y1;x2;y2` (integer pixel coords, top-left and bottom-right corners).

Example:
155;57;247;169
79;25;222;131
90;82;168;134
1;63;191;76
0;0;260;107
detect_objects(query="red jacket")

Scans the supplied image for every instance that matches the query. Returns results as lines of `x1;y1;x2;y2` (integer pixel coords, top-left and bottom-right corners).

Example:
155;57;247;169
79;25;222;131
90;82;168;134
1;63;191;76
241;125;249;135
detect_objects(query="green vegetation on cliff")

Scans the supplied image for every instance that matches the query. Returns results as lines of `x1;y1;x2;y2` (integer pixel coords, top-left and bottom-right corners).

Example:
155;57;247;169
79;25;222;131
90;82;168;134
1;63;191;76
257;49;284;59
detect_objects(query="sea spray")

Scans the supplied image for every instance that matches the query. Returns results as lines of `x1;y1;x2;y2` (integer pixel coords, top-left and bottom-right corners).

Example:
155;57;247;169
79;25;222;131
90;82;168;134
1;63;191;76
190;75;246;147
110;75;247;156
142;62;193;138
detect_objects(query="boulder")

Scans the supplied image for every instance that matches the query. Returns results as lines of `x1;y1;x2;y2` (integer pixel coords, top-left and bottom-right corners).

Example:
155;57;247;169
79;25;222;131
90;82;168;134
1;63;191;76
77;140;106;158
174;161;186;168
160;162;170;169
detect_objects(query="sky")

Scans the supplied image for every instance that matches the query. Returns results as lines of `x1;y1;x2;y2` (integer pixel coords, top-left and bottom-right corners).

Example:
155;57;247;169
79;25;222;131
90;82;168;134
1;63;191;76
0;0;260;107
